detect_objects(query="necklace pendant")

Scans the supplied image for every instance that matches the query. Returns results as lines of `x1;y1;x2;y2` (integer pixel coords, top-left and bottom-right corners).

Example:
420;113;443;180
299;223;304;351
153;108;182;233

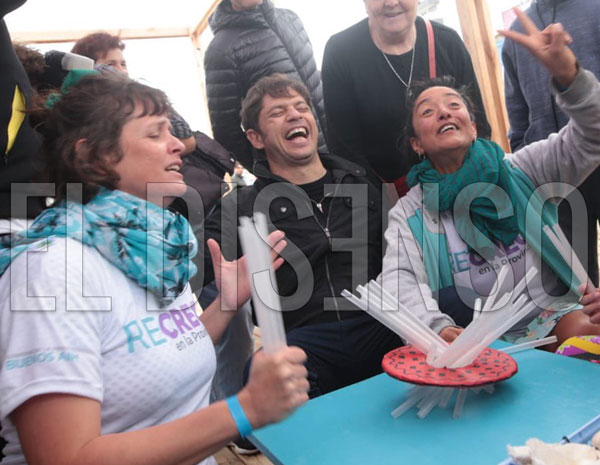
381;45;416;89
316;202;323;214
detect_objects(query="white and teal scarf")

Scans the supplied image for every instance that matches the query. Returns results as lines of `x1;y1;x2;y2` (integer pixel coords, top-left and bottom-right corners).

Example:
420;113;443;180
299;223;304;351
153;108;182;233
0;188;197;305
406;138;580;294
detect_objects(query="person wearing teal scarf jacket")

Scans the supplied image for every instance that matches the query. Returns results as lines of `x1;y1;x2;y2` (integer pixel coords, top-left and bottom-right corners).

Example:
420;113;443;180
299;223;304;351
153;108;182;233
0;71;309;465
380;8;600;352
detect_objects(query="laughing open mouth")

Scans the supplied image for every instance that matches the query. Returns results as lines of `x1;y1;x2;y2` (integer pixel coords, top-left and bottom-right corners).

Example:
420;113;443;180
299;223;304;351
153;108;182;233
439;124;458;134
285;127;308;140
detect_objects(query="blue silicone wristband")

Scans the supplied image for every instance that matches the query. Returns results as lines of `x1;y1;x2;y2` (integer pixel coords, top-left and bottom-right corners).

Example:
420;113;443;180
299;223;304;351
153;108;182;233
226;395;253;438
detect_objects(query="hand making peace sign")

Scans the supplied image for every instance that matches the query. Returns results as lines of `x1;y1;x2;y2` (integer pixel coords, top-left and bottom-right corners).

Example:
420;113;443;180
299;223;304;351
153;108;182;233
499;7;578;89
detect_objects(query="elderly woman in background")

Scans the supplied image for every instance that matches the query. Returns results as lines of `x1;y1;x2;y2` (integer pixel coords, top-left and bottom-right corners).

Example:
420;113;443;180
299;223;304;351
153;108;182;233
322;0;490;194
379;9;600;351
0;72;308;465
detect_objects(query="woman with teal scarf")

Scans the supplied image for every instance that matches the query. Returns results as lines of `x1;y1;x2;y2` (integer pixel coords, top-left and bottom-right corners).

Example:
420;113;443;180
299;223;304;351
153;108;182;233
0;72;309;465
380;8;600;351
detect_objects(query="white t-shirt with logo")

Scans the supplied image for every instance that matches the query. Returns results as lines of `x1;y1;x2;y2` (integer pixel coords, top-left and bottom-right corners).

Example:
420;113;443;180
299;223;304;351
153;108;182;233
0;237;217;465
440;212;567;338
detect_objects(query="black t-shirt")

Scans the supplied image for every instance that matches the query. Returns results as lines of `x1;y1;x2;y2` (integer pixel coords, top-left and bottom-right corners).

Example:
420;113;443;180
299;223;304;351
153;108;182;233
298;170;334;212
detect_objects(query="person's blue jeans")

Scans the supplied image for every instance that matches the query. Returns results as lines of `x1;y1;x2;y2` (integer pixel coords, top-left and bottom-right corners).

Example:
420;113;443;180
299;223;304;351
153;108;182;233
199;281;254;403
244;313;403;398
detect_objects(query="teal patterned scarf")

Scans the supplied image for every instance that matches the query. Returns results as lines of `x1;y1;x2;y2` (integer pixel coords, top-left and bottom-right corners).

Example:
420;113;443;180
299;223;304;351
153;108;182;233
0;188;197;305
407;138;580;293
407;138;519;259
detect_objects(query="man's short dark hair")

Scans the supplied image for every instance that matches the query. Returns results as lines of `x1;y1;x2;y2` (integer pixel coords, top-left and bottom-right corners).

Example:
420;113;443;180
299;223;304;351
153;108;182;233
240;73;312;133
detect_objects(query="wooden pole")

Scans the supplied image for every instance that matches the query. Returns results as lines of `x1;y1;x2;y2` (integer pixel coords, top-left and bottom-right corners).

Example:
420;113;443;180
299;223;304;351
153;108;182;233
11;27;191;44
190;33;213;137
455;0;511;152
191;0;223;40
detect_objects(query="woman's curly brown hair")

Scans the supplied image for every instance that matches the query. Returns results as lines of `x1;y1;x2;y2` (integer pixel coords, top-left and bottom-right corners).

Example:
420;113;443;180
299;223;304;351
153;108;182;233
32;73;172;204
71;32;125;61
13;43;45;89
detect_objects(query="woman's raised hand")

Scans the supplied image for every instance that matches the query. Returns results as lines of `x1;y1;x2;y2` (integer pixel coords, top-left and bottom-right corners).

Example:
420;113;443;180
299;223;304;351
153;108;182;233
238;347;310;428
499;7;578;88
579;282;600;324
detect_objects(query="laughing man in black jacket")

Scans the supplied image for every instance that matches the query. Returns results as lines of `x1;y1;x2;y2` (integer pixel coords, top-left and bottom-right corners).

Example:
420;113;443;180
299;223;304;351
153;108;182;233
204;0;327;172
203;74;401;398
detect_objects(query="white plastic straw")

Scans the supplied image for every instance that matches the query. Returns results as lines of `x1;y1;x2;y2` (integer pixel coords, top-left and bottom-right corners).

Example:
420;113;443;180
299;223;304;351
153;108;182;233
511;294;528;315
472;298;482;321
391;387;428;418
406;385;427;398
501;335;557;354
480;265;511;314
438;388;455;409
450;298;542;366
511;267;538;304
358;302;432;354
482;384;495;395
552;224;589;287
447;293;536;368
238;214;286;354
449;344;486;369
417;386;439;408
432;295;512;367
455;284;533;363
345;284;445;355
426;343;440;365
357;306;431;354
371;305;443;353
369;281;448;348
544;225;589;290
453;389;468;419
417;387;444;419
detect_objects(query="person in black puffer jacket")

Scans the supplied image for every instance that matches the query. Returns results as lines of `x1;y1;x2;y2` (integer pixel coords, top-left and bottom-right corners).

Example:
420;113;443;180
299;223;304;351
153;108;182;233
204;0;327;172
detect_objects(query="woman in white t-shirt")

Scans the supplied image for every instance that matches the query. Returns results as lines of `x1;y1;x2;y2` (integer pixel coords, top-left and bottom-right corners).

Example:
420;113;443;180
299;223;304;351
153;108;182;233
0;71;308;465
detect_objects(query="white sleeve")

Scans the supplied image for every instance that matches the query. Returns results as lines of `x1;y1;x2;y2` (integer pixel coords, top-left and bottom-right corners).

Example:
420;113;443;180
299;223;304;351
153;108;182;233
379;198;456;334
508;68;600;197
0;238;109;421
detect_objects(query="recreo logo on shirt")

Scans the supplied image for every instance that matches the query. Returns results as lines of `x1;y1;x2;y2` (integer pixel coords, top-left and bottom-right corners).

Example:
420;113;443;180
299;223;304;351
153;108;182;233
123;301;209;353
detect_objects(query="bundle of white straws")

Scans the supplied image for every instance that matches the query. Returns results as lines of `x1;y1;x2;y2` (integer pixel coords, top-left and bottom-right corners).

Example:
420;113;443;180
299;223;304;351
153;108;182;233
238;213;287;355
342;220;592;418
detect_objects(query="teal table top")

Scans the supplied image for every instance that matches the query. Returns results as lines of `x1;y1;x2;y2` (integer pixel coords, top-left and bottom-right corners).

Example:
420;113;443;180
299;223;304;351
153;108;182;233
251;346;600;465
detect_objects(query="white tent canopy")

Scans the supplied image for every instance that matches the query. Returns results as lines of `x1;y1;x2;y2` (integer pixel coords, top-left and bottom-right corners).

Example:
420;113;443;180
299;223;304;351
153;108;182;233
5;0;370;134
6;0;516;147
6;0;216;33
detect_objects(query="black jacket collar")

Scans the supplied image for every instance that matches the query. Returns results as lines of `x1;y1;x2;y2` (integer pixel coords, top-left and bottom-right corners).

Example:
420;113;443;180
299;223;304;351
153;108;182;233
251;154;367;188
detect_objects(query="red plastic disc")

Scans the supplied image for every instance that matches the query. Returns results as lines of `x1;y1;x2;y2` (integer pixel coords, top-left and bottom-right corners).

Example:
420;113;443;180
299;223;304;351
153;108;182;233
382;346;518;388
